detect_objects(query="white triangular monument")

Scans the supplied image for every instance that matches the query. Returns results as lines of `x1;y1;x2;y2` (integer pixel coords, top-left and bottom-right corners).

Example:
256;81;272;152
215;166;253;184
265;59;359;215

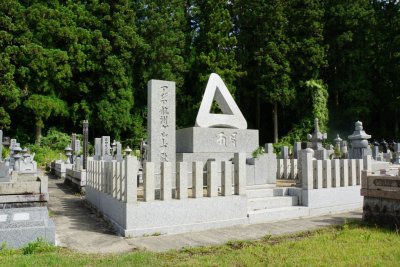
195;73;247;129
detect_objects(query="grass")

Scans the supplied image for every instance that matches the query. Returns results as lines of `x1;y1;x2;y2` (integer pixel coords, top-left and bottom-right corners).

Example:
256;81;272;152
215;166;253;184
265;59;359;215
1;222;400;266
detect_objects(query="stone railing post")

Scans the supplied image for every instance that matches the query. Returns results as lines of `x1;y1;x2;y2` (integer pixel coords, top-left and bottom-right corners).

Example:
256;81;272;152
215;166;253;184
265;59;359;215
161;162;172;201
207;161;218;197
340;159;349;187
301;148;314;190
234;153;246;195
125;156;138;203
176;162;188;199
221;161;232;196
192;161;203;198
144;162;155;201
323;159;331;188
313;160;322;189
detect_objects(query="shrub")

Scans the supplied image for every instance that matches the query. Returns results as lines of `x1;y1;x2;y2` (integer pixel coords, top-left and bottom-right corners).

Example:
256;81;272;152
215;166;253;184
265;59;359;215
40;128;71;151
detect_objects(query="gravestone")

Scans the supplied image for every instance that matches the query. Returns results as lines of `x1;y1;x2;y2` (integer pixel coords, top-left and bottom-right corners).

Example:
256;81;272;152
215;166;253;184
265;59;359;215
71;134;77;152
307;118;327;160
116;141;122;161
94;138;101;160
372;140;380;160
147;79;176;166
176;73;259;187
101;136;112;161
83;120;89;169
74;140;81;154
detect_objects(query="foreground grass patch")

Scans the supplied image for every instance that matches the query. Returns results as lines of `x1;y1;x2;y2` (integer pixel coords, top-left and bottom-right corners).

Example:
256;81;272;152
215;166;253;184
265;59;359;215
1;223;400;266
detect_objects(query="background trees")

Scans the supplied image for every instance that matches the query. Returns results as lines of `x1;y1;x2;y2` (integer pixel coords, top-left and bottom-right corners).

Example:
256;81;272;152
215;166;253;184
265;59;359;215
0;0;399;147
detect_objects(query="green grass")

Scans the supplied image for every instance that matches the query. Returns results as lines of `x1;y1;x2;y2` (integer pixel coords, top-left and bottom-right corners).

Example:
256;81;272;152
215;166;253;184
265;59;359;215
1;223;400;267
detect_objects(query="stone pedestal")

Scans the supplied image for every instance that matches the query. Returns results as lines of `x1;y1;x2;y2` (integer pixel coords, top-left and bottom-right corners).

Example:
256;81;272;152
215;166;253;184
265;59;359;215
176;127;258;153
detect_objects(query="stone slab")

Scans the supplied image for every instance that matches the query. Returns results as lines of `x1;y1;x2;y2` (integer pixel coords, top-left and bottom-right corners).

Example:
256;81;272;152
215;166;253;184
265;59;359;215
300;186;362;208
148;79;176;166
176;127;259;153
0;207;55;248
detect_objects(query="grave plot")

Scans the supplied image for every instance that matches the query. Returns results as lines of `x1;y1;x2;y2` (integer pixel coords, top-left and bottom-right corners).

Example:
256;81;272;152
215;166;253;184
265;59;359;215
0;132;55;248
83;74;375;237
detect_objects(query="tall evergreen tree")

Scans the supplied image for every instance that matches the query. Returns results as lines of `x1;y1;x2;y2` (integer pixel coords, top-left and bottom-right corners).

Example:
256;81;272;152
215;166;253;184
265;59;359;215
235;1;293;142
135;0;189;130
184;0;242;126
324;0;376;134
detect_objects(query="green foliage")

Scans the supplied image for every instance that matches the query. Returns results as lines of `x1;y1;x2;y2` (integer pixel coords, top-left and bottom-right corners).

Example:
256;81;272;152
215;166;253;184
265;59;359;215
307;79;329;132
1;0;400;145
40;128;71;151
27;144;61;167
2;223;400;266
22;238;57;255
2;147;10;159
252;146;265;158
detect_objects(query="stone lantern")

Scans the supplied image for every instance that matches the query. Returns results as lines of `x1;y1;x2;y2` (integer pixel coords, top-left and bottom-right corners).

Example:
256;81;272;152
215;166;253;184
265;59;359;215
348;121;372;159
65;145;73;164
124;146;132;156
13;145;22;171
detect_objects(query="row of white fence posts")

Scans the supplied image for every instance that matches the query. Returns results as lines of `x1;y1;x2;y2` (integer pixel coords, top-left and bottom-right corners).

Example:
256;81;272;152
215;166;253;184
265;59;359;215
300;148;372;190
87;153;246;203
277;159;298;179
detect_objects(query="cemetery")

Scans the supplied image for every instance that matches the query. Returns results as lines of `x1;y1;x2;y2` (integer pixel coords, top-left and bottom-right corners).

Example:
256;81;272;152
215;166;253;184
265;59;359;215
1;1;400;265
1;72;400;254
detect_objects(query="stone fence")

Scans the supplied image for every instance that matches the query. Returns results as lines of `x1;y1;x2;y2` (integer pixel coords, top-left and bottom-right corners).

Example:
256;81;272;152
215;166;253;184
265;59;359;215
301;149;371;190
85;153;248;236
86;153;246;203
277;159;298;180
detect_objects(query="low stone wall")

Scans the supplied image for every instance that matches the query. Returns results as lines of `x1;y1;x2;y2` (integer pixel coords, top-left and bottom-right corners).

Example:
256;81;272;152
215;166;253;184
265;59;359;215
65;168;86;190
295;150;372;213
85;154;248;236
51;162;73;179
361;170;400;227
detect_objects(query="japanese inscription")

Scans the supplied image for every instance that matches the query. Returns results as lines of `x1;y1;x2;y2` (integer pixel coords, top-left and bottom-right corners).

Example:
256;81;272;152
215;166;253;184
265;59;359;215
147;79;176;166
216;132;238;148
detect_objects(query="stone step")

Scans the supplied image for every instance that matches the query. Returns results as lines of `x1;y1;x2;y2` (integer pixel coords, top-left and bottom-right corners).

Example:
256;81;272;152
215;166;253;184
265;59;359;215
246;184;276;190
246;188;286;199
247;206;310;224
247;196;298;211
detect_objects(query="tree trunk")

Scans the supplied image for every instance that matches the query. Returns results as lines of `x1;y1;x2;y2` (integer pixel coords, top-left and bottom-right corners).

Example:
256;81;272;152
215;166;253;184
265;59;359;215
35;120;43;145
273;102;278;143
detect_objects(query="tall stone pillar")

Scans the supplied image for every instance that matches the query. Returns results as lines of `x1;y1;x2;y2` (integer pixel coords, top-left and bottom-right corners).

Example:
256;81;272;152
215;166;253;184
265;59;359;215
147;79;176;167
83;120;89;169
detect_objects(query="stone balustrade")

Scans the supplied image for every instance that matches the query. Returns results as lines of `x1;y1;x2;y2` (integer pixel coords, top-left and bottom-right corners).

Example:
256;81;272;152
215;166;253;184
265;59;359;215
277;159;298;180
86;153;246;204
300;149;371;190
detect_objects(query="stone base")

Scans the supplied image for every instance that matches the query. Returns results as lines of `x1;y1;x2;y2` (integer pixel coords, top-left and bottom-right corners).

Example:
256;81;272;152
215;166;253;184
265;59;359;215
86;186;248;237
363;197;400;228
176;127;259;153
0;207;55;248
65;169;86;192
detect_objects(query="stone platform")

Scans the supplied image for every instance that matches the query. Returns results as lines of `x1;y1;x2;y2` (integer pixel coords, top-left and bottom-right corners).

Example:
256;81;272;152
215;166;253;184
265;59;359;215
0;207;55;248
